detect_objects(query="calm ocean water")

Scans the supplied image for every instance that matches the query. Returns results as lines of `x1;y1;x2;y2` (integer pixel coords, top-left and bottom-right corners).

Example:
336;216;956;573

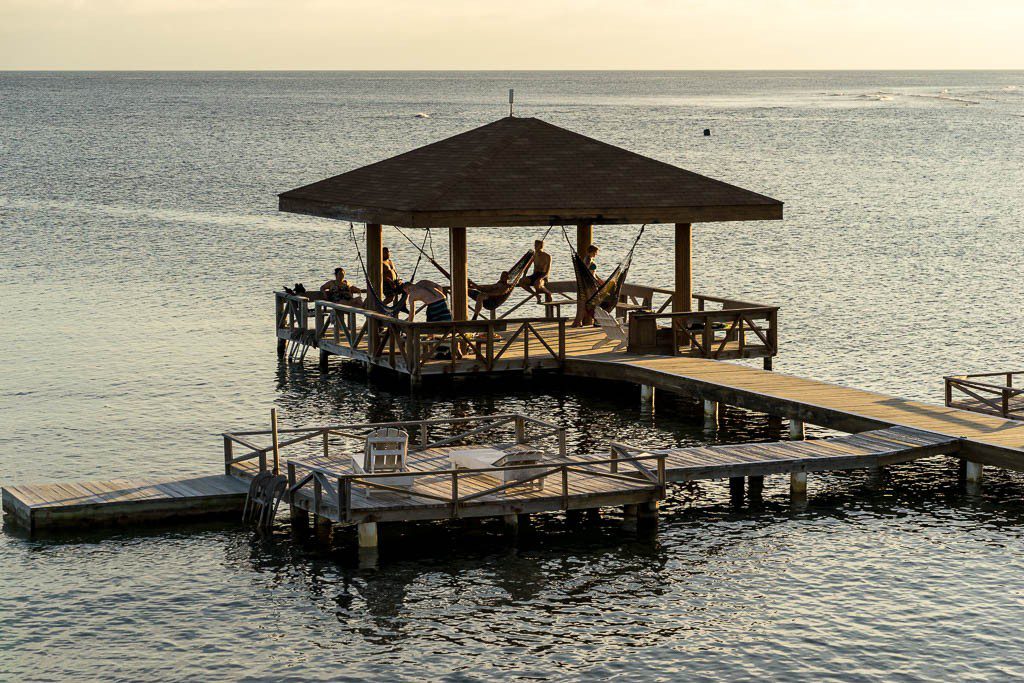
2;71;1024;681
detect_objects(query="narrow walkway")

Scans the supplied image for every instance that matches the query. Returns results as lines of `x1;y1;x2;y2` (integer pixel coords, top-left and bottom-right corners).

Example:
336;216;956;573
566;354;1024;470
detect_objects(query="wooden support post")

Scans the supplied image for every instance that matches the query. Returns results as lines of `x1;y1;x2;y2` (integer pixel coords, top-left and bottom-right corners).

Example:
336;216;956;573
357;521;378;548
586;508;602;524
502;514;519;535
566;509;584;526
748;475;764;502
674;223;692;312
729;477;745;506
366;223;383;351
576;223;592;258
277;338;286;358
640;384;655;412
450;227;468;321
703;399;718;430
763;357;773;371
514;415;526;444
223;435;233;476
789;419;805;441
318;349;329;372
790;471;808;498
622;503;638;527
636;500;659;528
965;460;983;484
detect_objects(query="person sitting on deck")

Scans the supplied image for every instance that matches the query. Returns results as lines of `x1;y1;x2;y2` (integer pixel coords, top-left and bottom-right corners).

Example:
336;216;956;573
402;279;453;359
519;239;552;302
320;267;363;305
381;247;402;304
468;271;511;320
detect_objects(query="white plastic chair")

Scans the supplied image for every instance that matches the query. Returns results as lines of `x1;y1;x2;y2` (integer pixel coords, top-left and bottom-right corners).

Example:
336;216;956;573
363;428;409;473
593;307;628;351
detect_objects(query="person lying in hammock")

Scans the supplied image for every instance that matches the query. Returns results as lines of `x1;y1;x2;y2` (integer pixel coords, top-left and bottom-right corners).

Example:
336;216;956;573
310;267;363;305
468;271;511;320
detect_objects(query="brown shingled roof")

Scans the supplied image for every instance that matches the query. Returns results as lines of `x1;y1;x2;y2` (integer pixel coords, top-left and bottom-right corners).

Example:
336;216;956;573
278;116;782;227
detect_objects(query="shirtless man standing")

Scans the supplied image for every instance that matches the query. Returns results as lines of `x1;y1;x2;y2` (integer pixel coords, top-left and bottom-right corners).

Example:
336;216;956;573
402;279;453;358
519;239;552;302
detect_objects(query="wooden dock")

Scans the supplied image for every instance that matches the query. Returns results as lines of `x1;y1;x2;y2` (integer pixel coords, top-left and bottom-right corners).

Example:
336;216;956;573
567;353;1024;470
1;475;248;533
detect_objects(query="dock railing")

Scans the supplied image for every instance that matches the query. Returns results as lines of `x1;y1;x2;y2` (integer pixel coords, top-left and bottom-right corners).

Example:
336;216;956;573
627;294;779;359
945;372;1024;420
275;291;316;346
221;413;667;521
312;300;566;376
222;413;568;477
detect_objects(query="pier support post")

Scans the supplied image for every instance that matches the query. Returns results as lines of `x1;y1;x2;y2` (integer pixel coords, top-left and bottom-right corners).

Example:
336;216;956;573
357;522;378;548
319;350;329;372
277;338;286;358
622;503;638;527
502;514;519;536
789;419;805;441
763;357;773;371
636;501;659;529
790;471;808;499
965;460;983;484
703;399;719;430
586;508;602;524
748;475;764;503
729;477;745;507
640;384;655;412
566;509;584;526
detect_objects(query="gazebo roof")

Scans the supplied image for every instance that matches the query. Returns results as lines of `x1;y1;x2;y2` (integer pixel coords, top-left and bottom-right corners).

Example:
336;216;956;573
278;116;782;228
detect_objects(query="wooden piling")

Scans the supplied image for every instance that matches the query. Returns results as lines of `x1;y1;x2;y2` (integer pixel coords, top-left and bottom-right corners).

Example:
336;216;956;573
703;399;718;430
357;521;378;548
729;476;745;505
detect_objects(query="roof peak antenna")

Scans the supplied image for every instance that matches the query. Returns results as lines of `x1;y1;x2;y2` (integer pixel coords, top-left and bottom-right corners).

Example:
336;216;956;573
508;88;514;117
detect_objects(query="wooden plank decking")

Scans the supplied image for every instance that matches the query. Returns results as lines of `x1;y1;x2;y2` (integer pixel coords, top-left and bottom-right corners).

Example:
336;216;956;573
1;475;249;532
566;353;1024;470
231;444;661;524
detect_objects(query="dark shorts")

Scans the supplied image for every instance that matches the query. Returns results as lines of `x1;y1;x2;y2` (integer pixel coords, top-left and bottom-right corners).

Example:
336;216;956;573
521;272;548;288
426;299;452;322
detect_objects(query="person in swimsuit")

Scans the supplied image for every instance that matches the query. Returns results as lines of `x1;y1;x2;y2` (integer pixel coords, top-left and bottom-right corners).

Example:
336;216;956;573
381;248;402;304
319;267;363;305
574;245;601;327
402;279;453;358
519;239;552;302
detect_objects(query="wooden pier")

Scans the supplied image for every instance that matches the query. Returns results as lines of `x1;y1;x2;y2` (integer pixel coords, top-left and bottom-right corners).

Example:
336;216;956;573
1;475;248;533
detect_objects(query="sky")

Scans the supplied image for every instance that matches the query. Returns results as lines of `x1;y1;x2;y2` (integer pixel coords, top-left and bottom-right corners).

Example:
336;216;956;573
1;0;1022;70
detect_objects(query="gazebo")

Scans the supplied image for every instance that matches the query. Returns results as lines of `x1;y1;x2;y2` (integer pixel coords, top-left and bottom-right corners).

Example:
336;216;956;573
279;116;782;324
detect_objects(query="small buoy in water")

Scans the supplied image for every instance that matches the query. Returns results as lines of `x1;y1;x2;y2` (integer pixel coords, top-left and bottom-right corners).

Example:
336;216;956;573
415;112;431;119
703;128;711;136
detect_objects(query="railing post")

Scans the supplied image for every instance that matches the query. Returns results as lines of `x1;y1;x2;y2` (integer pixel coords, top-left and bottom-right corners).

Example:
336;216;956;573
523;322;530;369
451;471;459;517
339;477;350;522
1003;388;1011;418
768;309;778;355
287;463;297;505
315;303;325;342
557;427;567;458
420;421;429;447
486;322;495;370
322;430;329;458
561;465;569;509
657;454;666;497
270;408;281;475
945;379;953;407
558;319;566;362
515;415;526;444
313;476;322;516
610;445;619;473
223;435;233;475
702;318;713;358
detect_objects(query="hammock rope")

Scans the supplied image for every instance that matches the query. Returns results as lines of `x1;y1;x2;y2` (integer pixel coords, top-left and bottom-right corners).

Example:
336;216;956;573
348;223;408;317
561;224;647;313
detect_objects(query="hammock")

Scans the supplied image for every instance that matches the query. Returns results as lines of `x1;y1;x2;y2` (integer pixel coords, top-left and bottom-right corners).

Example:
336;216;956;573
469;249;535;312
348;223;413;318
564;225;646;313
